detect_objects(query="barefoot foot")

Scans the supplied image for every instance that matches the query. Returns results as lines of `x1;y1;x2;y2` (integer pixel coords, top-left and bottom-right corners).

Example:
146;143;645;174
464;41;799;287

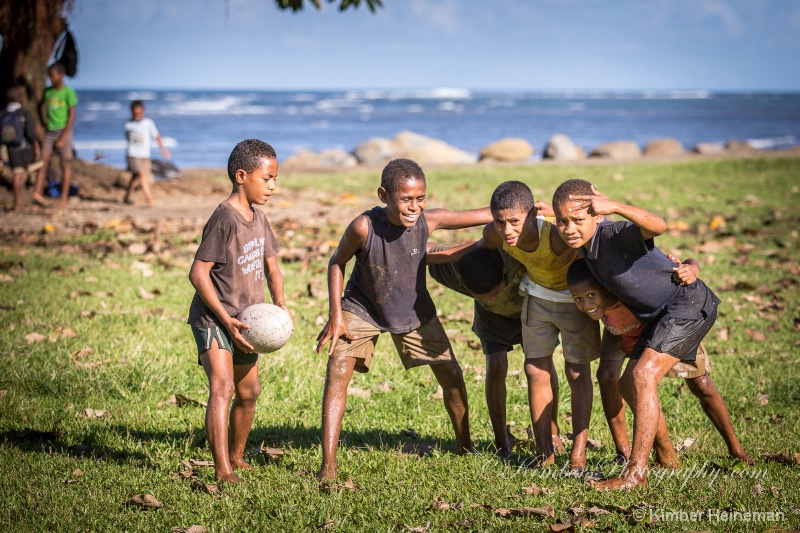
594;466;648;491
316;464;337;481
32;193;50;207
230;458;255;471
731;450;756;466
216;472;245;484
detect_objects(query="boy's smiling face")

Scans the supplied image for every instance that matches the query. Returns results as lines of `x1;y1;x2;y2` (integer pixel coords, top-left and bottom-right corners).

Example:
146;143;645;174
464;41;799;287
554;200;602;249
569;278;611;321
379;177;426;228
492;207;531;247
238;157;278;206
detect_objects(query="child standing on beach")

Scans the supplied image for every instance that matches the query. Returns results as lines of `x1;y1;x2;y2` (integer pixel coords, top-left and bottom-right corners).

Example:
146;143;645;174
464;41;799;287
315;158;492;480
429;181;600;475
188;139;292;484
32;62;77;209
553;178;738;490
123;100;171;206
1;85;41;211
567;258;753;469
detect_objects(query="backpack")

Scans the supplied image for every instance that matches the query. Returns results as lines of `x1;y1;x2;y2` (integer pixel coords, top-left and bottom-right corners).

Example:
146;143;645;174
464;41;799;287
0;111;25;147
54;29;79;77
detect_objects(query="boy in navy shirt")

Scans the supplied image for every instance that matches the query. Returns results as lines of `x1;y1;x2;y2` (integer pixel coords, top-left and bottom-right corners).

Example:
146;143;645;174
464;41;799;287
552;178;735;490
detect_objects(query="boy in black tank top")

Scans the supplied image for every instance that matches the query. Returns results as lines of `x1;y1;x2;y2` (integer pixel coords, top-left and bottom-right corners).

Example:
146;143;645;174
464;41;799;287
315;159;492;481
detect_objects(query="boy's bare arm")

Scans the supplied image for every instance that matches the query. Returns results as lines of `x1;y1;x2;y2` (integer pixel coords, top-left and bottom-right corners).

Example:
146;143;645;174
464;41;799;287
424;206;492;231
426;222;502;264
56;107;77;148
189;259;255;352
569;184;666;240
315;216;368;355
535;200;555;218
264;255;293;332
155;134;171;159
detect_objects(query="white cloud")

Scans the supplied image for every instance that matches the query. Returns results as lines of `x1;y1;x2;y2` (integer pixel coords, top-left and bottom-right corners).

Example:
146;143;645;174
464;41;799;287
410;0;460;35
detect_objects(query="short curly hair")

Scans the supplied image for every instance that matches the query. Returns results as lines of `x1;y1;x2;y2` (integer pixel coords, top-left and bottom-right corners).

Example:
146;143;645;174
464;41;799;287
552;179;593;210
490;181;534;213
381;158;426;193
566;258;600;289
227;139;277;183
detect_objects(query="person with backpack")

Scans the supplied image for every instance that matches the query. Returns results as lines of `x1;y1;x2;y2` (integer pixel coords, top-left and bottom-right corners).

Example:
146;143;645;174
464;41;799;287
32;62;78;209
1;86;41;211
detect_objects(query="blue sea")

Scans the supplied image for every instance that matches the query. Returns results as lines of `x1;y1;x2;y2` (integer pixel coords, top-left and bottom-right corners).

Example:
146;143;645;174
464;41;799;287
73;88;800;170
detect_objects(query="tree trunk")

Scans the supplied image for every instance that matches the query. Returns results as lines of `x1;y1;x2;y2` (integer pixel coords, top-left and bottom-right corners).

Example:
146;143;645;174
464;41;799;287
0;0;67;118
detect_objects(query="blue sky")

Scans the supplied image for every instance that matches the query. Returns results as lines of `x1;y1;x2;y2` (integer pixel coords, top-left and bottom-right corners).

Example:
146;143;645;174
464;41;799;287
68;0;800;91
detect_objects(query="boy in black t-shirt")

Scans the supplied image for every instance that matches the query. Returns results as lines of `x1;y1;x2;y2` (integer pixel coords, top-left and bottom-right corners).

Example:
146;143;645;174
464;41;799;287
188;139;293;484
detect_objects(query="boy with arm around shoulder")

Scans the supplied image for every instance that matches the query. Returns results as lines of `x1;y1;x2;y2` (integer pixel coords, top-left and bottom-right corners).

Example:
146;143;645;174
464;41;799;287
553;178;739;490
315;158;492;480
188;139;293;484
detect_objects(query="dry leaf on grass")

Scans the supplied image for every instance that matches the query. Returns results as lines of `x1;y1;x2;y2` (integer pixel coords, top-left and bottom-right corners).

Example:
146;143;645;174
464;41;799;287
676;437;697;452
522;483;542;495
50;326;78;341
0;274;14;282
347;386;371;398
427;497;463;511
79;310;97;319
757;393;770;406
319;477;358;492
372;381;395;394
138;285;162;299
172;469;200;480
25;332;45;344
494;504;554;519
746;328;767;342
318;519;335;530
402;441;437;457
548;524;576;533
255;442;286;457
168;393;207;408
125;494;163;510
403;524;429;533
430;386;444;400
171;526;208;533
764;453;800;465
72;468;83;477
83;408;109;419
191;480;220;495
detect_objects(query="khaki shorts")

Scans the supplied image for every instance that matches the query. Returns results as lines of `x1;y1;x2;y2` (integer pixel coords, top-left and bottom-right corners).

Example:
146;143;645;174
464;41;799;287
127;156;152;176
331;311;456;373
521;295;600;365
600;331;627;362
41;129;74;161
666;342;710;379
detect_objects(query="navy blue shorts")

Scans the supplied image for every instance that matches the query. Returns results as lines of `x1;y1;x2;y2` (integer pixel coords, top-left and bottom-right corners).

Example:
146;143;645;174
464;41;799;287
629;305;717;362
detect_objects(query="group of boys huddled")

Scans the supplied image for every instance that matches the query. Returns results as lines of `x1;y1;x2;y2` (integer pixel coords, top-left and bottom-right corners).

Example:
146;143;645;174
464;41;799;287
188;139;751;490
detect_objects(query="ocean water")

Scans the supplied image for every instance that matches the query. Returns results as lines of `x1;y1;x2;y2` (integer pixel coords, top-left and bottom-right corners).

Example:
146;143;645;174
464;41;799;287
73;88;800;170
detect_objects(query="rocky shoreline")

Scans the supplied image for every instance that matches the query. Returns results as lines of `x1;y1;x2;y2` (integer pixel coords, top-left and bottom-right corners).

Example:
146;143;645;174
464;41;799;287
280;130;800;172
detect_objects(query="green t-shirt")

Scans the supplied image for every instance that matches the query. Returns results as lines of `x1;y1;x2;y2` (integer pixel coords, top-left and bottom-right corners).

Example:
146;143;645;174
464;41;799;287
40;85;78;131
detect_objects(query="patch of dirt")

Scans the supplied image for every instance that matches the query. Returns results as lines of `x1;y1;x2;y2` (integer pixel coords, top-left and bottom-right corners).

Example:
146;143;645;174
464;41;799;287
0;159;369;238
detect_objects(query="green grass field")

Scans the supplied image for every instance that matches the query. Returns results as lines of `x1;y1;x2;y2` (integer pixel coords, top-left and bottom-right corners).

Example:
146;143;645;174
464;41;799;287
1;157;799;532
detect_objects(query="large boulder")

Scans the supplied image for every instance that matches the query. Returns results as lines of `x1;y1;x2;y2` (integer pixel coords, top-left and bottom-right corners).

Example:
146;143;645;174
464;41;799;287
282;149;357;172
693;142;725;155
590;141;642;159
392;131;477;166
643;138;685;157
354;137;396;167
479;138;534;163
543;134;583;161
725;140;760;155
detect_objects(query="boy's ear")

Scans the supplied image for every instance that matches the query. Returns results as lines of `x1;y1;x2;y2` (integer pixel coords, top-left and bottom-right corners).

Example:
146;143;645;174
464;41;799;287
377;186;388;203
235;169;247;184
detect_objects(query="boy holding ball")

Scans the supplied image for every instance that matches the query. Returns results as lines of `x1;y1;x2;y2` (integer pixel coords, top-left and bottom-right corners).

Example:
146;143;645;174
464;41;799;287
188;139;293;484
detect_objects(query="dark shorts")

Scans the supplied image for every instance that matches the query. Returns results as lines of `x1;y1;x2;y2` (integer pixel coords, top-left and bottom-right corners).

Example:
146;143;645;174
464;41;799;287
191;325;259;366
6;146;35;171
629;305;717;362
472;302;522;355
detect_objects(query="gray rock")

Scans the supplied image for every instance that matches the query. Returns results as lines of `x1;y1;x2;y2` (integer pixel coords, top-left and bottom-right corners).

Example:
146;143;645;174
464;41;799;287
479;138;534;163
725;140;760;154
354;137;396;166
282;149;357;172
643;138;685;157
543;134;583;161
590;141;642;159
693;142;725;155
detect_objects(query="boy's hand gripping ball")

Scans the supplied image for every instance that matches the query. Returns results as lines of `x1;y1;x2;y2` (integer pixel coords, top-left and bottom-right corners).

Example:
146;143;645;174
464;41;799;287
238;303;293;353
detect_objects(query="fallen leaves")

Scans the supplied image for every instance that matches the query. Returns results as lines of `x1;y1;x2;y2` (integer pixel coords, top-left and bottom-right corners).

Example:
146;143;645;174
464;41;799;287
764;453;800;465
82;408;109;419
191;480;220;495
124;494;163;510
25;332;45;344
495;504;554;519
676;437;697;452
427;497;463;511
319;477;358;492
171;526;208;533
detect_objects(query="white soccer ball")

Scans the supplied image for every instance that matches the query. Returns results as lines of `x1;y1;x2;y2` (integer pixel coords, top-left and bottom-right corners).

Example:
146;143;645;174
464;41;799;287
238;303;293;353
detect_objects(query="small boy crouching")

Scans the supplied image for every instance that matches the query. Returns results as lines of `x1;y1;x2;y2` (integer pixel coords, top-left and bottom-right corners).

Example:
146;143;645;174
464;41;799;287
188;139;293;484
553;178;743;490
566;258;753;471
315;158;492;480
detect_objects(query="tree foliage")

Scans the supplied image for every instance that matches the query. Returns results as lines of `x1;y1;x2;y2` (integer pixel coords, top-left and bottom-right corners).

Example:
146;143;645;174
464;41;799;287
275;0;383;13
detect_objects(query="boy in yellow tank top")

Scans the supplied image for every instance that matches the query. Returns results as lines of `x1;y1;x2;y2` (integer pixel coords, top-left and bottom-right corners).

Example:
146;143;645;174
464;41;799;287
428;181;600;474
